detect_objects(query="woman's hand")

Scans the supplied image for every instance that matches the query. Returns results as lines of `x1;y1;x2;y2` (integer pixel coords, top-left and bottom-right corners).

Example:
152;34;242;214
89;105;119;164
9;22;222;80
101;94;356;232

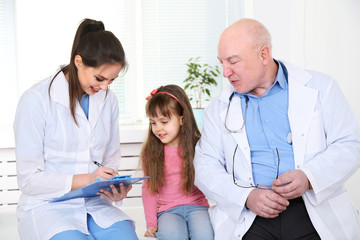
144;227;157;237
90;166;118;182
72;167;118;191
97;183;132;201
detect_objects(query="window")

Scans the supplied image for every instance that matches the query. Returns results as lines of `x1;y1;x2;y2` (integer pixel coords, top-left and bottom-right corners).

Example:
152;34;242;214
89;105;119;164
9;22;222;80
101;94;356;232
0;0;16;127
1;0;242;131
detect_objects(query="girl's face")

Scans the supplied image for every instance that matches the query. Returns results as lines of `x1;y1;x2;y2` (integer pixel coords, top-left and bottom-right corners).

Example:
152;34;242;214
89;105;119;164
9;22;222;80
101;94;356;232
149;111;183;147
75;55;123;95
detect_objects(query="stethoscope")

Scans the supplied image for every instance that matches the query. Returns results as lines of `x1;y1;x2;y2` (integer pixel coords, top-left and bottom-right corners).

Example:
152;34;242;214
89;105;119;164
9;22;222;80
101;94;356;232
224;91;293;145
224;92;249;133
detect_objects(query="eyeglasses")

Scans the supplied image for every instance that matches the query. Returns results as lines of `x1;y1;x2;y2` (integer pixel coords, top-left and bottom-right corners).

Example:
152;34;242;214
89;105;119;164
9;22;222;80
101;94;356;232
232;145;280;190
224;93;249;133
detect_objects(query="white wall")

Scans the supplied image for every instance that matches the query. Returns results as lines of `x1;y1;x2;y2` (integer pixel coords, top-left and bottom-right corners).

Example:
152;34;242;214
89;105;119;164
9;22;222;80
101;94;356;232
243;0;360;209
2;0;360;210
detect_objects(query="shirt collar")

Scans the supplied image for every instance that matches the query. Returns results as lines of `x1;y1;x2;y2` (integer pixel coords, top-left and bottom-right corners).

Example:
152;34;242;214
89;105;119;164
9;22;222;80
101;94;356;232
235;59;288;99
273;59;288;89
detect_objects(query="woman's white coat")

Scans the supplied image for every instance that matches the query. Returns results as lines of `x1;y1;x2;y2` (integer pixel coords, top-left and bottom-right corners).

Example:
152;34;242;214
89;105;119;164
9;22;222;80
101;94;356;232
14;70;132;240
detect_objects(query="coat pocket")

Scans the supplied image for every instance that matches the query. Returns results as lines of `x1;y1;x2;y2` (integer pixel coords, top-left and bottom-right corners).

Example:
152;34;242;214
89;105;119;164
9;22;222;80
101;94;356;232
305;110;326;155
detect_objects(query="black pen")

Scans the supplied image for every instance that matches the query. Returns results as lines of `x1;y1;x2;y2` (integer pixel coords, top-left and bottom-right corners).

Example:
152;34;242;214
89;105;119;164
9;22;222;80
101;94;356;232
93;161;103;167
93;161;117;177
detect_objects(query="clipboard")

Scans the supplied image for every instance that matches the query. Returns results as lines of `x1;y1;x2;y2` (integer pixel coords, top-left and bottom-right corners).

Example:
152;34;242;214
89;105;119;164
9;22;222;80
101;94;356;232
50;175;149;203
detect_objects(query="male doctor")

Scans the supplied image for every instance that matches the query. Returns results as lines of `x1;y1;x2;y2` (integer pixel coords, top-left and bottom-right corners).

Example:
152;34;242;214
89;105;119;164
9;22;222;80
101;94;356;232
194;18;360;240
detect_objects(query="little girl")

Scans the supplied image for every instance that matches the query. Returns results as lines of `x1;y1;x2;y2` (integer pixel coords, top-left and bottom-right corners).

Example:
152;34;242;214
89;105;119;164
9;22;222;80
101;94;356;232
141;85;214;240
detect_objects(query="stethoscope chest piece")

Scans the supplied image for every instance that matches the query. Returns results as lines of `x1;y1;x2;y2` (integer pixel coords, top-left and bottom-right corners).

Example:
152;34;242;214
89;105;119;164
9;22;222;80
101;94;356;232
287;132;292;145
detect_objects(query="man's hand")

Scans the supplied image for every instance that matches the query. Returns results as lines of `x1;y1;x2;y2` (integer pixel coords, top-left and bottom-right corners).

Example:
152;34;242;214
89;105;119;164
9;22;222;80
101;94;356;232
246;189;289;218
272;169;310;200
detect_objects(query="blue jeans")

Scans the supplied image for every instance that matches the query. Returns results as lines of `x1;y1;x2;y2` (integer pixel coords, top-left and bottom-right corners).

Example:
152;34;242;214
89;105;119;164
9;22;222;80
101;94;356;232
156;205;214;240
50;214;138;240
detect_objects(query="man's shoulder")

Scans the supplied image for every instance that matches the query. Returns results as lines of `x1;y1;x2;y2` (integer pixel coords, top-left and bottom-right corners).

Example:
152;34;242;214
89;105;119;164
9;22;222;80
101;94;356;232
205;85;232;110
282;61;334;88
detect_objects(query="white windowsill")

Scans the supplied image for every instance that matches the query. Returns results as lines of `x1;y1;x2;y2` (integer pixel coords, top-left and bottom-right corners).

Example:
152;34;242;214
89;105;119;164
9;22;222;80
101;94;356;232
0;124;148;149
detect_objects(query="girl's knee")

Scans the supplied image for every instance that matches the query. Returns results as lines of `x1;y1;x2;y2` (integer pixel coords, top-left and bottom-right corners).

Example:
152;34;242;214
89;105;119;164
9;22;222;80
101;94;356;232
156;229;188;240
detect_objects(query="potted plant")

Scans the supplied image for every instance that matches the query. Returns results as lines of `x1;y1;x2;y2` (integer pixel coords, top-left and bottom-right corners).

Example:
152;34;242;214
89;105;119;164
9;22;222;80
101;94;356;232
183;57;220;126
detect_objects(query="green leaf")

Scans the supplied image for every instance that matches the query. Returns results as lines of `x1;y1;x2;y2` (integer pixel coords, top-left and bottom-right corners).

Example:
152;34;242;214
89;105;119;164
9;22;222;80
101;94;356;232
183;56;220;108
205;89;211;96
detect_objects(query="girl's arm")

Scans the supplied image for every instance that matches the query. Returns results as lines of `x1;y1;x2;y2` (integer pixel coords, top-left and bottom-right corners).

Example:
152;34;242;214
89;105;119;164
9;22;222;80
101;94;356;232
142;180;158;229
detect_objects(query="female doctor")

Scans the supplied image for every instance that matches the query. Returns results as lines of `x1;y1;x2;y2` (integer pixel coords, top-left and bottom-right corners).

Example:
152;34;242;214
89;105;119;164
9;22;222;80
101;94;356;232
13;19;138;240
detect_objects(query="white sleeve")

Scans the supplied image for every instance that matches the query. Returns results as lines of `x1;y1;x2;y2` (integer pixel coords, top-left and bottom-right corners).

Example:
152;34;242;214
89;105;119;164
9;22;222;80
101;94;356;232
194;99;252;222
14;89;72;198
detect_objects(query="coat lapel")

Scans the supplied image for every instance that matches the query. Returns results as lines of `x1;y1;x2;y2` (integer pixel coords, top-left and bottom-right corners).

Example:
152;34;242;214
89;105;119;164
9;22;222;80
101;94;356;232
287;63;318;166
88;90;107;130
50;71;70;108
219;87;251;163
50;70;106;127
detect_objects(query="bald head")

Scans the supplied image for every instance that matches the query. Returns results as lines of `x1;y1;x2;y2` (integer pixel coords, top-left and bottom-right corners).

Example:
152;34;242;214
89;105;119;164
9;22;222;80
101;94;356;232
220;18;272;53
217;18;277;97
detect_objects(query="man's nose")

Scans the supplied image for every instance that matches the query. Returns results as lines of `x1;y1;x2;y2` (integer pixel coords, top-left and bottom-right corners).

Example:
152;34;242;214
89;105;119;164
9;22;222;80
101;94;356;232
222;62;232;78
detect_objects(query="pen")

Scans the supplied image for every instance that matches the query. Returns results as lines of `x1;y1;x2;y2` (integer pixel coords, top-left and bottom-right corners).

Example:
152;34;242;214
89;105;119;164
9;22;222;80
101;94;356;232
93;161;117;177
93;161;103;167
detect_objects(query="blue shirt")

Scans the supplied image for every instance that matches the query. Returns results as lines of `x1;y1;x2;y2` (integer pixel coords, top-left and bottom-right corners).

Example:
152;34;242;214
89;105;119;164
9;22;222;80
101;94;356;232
80;94;89;119
236;60;294;186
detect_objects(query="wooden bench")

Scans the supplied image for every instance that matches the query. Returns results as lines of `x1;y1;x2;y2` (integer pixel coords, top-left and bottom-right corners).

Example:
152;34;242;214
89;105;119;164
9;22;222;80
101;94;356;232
0;127;156;239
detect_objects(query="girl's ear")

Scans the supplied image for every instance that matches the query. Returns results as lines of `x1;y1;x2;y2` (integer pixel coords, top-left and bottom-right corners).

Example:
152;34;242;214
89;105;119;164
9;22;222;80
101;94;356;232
180;116;184;126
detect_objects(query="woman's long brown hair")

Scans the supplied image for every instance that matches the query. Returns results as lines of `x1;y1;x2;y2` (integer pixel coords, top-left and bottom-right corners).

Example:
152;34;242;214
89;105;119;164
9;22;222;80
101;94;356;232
48;18;127;125
141;85;201;194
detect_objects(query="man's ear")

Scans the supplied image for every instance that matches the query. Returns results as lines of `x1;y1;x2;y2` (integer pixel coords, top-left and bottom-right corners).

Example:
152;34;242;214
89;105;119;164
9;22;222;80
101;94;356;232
259;46;271;64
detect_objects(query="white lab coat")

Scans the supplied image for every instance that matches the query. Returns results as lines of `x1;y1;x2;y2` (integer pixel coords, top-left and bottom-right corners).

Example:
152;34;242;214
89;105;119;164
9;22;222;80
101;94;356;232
194;62;360;240
13;69;133;240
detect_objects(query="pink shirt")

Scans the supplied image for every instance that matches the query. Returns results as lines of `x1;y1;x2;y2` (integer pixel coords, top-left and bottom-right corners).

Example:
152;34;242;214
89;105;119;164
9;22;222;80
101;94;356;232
142;145;209;229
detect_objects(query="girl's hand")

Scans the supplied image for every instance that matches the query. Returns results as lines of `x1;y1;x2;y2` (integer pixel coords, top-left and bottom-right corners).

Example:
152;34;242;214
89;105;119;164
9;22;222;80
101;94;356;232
97;183;132;201
144;227;157;237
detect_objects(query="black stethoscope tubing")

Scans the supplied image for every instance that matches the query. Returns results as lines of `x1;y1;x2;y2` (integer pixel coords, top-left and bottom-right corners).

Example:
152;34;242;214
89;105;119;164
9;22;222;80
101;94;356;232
224;92;249;133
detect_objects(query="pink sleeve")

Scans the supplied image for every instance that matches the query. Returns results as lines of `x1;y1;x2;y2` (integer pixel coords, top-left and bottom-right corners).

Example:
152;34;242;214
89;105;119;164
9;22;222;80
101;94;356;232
142;180;158;229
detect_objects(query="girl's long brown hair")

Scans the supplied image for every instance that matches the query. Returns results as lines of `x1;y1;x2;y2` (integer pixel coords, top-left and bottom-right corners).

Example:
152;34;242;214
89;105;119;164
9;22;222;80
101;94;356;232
48;18;127;125
141;85;201;194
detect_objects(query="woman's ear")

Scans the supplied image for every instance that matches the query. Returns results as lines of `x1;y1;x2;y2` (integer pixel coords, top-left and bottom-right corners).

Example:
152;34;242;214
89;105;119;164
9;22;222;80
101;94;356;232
180;116;184;126
74;55;83;68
